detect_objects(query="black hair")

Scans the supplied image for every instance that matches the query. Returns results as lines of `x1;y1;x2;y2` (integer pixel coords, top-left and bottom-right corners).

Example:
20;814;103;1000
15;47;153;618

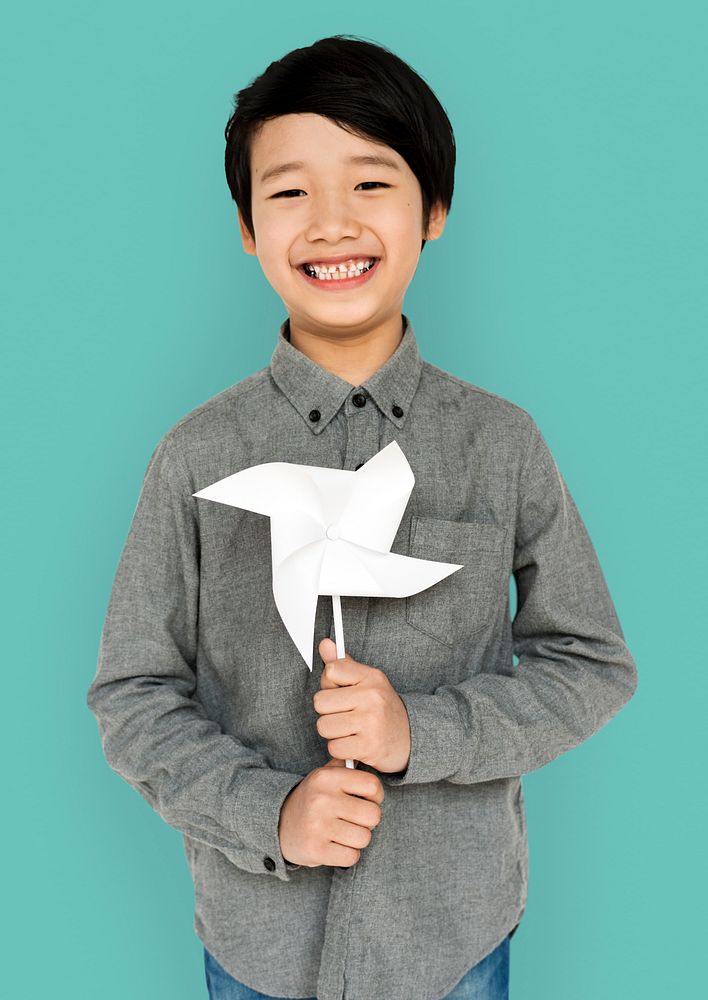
224;34;456;253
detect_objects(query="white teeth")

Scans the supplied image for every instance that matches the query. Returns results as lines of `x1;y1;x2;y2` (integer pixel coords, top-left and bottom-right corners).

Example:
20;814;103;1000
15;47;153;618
303;258;376;280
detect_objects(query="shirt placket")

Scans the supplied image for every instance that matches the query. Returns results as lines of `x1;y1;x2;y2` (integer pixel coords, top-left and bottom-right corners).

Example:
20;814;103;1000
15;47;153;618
317;386;380;1000
329;387;380;659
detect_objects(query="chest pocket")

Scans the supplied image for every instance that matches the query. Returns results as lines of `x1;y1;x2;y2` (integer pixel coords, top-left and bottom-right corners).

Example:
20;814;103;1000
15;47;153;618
405;516;508;646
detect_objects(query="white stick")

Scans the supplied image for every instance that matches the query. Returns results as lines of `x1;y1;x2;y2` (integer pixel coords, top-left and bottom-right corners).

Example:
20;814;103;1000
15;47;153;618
331;594;356;769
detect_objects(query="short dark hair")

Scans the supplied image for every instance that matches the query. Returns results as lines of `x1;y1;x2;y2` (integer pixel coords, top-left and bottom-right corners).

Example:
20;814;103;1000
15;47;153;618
224;34;456;253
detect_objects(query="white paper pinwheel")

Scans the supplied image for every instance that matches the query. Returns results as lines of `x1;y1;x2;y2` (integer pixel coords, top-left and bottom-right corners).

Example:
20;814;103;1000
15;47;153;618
192;440;462;768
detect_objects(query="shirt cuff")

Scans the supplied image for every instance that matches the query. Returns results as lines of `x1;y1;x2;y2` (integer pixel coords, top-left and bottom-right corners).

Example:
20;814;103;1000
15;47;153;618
231;768;306;880
380;691;465;786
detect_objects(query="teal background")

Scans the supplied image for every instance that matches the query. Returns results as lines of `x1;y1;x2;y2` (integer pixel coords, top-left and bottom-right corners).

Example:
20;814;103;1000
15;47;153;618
2;1;705;997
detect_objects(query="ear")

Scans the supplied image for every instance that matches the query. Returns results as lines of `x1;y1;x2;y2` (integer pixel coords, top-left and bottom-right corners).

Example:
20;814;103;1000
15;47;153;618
423;200;447;242
237;207;258;256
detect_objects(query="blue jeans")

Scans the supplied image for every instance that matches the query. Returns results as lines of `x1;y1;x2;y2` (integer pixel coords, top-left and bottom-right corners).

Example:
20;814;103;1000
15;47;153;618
204;927;513;999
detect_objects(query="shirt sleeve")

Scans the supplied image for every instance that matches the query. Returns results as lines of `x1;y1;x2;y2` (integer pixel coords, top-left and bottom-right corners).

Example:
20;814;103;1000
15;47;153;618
86;434;305;881
381;417;638;787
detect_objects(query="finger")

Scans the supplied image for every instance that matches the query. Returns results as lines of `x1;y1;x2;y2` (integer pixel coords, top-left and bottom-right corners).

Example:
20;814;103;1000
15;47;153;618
317;709;360;740
319;637;338;660
327;735;361;762
319;669;339;691
322;756;347;768
314;688;360;715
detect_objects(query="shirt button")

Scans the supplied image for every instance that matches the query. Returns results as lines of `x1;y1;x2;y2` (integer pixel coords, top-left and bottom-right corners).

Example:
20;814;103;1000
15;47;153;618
354;462;364;470
352;393;367;407
308;409;321;422
263;856;276;871
392;404;404;417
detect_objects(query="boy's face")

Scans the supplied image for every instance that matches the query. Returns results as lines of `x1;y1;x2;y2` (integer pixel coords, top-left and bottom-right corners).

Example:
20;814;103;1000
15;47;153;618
238;113;446;340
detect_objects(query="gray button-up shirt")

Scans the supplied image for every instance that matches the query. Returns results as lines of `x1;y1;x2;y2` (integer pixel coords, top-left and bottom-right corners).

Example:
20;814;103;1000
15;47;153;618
87;315;637;1000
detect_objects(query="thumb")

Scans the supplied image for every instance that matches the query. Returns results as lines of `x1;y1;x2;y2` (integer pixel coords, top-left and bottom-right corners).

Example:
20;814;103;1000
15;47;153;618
319;637;339;662
323;756;347;768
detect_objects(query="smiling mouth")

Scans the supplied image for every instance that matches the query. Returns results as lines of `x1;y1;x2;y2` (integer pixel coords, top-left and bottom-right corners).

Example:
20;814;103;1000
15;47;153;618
297;258;380;288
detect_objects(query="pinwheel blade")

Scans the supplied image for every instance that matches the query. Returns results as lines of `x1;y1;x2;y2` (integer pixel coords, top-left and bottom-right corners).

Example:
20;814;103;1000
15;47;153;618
193;462;328;522
336;441;415;552
319;542;462;598
273;538;327;671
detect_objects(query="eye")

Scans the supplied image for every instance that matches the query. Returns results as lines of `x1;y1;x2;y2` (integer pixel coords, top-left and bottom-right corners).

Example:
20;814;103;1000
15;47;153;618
271;182;390;199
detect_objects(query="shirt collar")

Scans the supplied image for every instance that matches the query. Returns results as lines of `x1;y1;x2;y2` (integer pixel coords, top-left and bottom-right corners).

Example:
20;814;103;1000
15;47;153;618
269;314;424;435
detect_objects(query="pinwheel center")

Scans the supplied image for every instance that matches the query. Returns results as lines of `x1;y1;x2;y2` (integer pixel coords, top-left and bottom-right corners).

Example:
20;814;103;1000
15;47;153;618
325;523;340;540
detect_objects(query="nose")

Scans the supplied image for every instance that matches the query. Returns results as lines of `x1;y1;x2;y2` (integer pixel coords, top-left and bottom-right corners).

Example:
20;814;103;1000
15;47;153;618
304;190;361;243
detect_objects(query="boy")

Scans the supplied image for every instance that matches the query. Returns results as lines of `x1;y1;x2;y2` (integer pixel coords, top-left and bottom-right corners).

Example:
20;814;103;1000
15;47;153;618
87;34;638;1000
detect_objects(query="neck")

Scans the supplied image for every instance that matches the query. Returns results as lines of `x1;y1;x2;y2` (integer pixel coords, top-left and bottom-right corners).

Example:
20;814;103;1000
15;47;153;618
287;315;405;386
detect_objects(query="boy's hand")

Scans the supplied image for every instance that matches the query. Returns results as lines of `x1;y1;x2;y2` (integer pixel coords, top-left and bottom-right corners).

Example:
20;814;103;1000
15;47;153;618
314;638;411;774
278;757;384;869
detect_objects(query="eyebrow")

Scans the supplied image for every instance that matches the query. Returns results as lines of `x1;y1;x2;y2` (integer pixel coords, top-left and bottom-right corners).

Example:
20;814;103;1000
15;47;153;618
258;154;401;185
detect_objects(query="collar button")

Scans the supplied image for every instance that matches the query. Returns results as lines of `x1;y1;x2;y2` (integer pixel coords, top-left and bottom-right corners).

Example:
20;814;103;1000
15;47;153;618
392;404;404;418
352;392;367;408
308;408;321;422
